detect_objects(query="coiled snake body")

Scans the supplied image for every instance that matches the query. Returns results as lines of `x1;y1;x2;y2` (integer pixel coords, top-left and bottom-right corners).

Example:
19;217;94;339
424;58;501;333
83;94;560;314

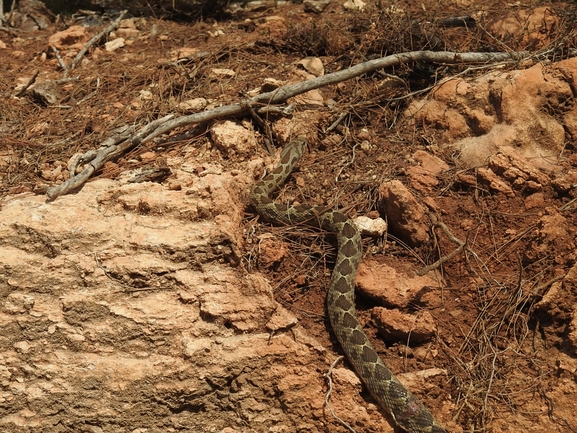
250;138;446;433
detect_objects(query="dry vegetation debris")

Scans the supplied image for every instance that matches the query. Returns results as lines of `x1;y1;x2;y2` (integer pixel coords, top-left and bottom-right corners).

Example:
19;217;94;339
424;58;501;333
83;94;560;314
1;1;577;432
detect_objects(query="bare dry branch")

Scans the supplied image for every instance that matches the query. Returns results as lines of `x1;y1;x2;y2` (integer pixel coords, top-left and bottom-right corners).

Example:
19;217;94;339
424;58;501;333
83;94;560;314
66;11;127;75
46;49;531;201
14;69;39;97
253;50;529;105
324;356;357;433
418;213;467;275
51;46;68;73
46;115;173;201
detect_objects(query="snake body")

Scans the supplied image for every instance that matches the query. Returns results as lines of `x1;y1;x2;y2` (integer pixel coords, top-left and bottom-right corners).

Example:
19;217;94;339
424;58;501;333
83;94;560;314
250;138;446;433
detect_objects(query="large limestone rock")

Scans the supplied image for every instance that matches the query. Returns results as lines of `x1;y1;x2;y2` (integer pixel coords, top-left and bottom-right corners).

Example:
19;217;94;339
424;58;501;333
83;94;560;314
405;58;577;171
0;174;334;432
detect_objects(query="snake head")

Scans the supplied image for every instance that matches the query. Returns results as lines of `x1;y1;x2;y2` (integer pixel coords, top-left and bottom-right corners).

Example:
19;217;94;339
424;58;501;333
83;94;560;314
290;137;307;156
279;137;307;167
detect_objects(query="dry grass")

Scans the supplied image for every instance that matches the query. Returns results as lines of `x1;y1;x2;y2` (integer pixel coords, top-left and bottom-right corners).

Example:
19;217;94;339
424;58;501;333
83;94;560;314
3;2;577;431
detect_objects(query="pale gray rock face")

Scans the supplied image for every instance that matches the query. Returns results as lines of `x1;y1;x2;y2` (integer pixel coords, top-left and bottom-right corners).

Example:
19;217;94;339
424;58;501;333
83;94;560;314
0;174;330;432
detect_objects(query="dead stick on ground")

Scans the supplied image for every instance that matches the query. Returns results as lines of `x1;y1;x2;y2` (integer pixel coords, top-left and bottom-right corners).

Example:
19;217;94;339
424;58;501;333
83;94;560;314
324;356;357;433
46;115;173;201
51;46;68;73
417;212;467;276
66;10;127;75
14;69;39;97
46;49;532;201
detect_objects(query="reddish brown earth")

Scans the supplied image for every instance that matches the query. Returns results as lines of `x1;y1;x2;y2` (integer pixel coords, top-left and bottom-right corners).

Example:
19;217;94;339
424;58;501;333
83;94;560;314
1;1;577;433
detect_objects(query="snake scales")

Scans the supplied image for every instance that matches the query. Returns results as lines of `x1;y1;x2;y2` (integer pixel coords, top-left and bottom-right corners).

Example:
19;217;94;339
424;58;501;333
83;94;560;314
250;138;446;433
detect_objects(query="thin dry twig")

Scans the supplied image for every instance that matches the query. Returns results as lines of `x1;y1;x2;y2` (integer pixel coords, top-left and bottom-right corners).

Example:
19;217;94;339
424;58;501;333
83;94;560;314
46;115;173;200
324;356;357;433
418;213;467;275
46;49;532;201
246;103;277;154
67;11;127;75
14;69;39;97
51;46;68;72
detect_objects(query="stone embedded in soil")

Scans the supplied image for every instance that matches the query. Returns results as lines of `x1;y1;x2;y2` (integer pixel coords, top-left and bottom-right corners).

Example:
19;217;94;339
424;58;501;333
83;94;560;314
406;58;577;170
0;172;347;432
372;307;437;343
463;145;555;195
354;215;387;237
177;97;208;113
379;180;430;246
48;25;89;51
28;80;62;106
254;234;289;269
487;147;551;192
405;165;440;192
476;167;515;196
297;56;325;77
104;37;125;52
412;150;450;175
343;0;367;11
211;67;236;78
406;150;450;193
356;260;440;308
524;209;570;263
552;170;577;194
211;120;258;157
540;262;577;354
524;192;545;210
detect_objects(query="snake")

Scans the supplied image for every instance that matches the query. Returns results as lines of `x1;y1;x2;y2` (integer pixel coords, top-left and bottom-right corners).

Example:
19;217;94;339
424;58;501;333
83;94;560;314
250;138;447;433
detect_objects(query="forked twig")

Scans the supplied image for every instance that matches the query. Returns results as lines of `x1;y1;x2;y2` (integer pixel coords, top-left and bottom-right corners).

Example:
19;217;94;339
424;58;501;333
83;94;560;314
46;49;533;201
324;356;357;433
67;11;127;75
417;213;467;275
14;69;39;97
46;115;173;200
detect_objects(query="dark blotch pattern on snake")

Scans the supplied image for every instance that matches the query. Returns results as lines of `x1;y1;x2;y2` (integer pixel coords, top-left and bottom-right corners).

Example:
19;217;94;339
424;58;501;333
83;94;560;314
250;138;446;433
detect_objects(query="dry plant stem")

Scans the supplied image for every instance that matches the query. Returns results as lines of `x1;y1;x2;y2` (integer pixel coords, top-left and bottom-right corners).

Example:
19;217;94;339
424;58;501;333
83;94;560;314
109;50;533;144
51;46;68;72
67;126;134;175
254;51;529;104
325;112;349;133
139;104;245;143
530;275;564;298
559;196;577;211
256;104;293;117
47;50;529;201
46;115;173;201
14;69;39;97
246;104;277;154
324;356;357;433
418;214;466;275
66;11;127;75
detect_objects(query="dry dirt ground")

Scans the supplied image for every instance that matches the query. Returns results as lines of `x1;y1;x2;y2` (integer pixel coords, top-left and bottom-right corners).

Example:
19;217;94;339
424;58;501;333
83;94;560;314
2;1;577;432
